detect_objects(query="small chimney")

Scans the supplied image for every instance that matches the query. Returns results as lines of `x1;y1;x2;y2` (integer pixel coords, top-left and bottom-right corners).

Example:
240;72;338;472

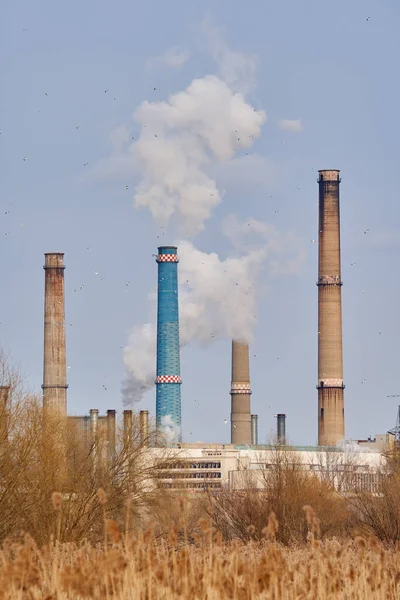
251;414;258;445
230;340;251;445
140;410;149;446
0;386;10;446
107;409;116;466
90;409;99;441
123;410;133;450
42;253;68;416
277;414;286;445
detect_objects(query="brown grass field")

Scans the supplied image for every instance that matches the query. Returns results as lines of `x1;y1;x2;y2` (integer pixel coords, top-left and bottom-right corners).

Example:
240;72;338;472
0;516;399;599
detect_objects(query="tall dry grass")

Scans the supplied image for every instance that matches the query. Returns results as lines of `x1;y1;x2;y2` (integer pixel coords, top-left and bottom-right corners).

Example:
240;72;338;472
0;498;399;599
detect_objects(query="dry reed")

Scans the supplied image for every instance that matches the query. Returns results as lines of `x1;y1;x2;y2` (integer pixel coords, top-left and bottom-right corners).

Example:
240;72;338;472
0;522;399;599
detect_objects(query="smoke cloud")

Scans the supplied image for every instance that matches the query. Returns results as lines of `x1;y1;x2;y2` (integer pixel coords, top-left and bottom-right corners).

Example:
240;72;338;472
122;219;305;405
132;75;265;234
120;32;306;408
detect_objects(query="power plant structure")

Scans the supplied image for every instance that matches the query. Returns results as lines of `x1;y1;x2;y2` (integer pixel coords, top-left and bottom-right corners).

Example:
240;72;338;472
42;253;68;416
230;340;252;445
251;414;258;445
276;414;287;446
317;170;345;446
2;168;394;495
155;246;182;442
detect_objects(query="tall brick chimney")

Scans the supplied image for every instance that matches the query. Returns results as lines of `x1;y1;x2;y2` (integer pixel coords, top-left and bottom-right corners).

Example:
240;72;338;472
42;253;67;416
317;170;345;446
230;340;251;445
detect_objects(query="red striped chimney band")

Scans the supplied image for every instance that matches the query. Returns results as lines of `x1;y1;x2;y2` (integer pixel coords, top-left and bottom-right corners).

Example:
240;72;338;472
156;375;182;384
156;254;179;263
230;382;252;395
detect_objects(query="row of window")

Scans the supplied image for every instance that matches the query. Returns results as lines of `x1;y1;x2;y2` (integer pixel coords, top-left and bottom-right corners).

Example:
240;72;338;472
158;472;222;479
158;482;222;489
158;461;221;470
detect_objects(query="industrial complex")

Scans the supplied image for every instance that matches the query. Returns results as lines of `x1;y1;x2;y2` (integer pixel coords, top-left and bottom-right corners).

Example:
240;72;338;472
1;170;397;492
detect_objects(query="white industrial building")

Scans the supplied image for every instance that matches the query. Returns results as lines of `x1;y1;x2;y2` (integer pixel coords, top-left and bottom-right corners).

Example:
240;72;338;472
152;443;386;494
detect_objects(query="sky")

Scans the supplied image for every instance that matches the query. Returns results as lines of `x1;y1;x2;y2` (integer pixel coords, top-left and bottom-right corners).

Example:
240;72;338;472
1;0;400;446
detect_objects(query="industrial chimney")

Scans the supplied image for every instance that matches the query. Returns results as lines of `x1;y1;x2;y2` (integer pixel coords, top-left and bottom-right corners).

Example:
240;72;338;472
317;170;345;446
230;340;251;445
42;253;67;417
155;247;182;443
107;409;116;467
140;410;149;446
123;409;133;450
277;413;286;445
251;414;258;446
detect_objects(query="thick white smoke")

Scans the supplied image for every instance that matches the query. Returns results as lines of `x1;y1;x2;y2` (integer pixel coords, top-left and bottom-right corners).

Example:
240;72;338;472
120;33;305;407
122;218;305;405
132;75;265;234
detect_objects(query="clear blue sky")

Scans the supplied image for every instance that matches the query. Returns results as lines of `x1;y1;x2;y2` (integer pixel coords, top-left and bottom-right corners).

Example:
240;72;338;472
1;0;400;445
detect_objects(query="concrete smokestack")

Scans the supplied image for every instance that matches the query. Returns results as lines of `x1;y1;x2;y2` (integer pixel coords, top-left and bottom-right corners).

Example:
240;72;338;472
230;340;251;445
42;253;67;416
90;408;99;441
317;170;345;446
155;246;182;443
277;413;286;445
107;409;116;466
251;414;258;445
123;409;133;449
0;386;10;446
140;410;149;446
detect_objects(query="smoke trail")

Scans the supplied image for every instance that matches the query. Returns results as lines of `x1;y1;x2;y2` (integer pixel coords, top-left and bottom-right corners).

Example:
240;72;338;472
122;219;305;405
132;75;265;234
121;323;156;404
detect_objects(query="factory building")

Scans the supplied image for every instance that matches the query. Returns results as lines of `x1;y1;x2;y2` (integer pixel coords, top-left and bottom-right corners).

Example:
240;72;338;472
153;444;385;494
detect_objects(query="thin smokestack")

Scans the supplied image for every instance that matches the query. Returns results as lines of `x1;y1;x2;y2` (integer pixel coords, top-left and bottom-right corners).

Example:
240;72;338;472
42;253;67;416
107;409;116;466
155;246;182;443
317;170;345;446
230;340;251;445
90;408;99;440
277;413;286;445
123;409;133;449
0;386;10;446
251;414;258;445
140;410;149;446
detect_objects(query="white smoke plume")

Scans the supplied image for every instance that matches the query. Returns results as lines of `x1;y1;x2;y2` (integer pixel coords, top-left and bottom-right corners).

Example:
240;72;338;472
122;219;305;405
120;33;305;407
132;75;265;234
160;415;181;445
121;323;156;403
